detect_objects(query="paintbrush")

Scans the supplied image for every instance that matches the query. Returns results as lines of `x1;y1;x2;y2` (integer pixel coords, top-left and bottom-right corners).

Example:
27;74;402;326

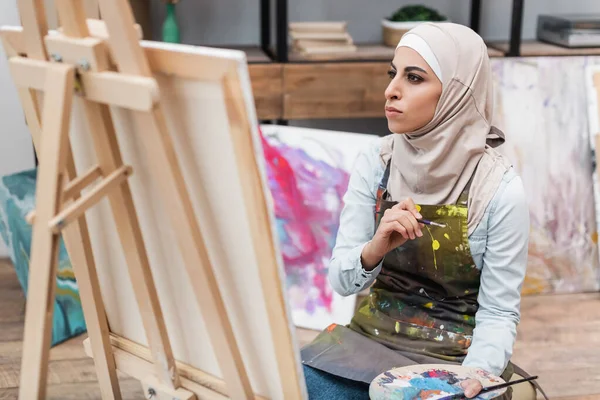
436;375;538;400
417;218;447;228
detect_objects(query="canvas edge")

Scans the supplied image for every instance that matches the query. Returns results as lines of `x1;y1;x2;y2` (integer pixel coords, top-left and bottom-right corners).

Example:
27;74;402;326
233;63;309;399
585;64;600;271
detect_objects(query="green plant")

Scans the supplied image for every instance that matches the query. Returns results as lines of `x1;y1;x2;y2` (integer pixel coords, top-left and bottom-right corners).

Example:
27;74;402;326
387;5;447;22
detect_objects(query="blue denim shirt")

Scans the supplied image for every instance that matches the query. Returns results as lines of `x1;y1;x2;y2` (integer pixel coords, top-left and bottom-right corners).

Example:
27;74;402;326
328;138;529;376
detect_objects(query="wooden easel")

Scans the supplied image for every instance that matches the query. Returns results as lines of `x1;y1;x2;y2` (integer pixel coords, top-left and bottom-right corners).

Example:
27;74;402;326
1;0;304;399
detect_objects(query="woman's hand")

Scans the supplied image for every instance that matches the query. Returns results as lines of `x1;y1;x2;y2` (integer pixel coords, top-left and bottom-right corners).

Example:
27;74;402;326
361;198;423;269
460;378;483;398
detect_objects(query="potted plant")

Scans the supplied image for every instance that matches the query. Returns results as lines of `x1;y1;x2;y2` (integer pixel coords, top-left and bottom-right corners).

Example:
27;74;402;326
382;5;448;47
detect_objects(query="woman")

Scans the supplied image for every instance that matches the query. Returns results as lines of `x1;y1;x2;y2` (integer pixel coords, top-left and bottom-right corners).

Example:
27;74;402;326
300;23;545;399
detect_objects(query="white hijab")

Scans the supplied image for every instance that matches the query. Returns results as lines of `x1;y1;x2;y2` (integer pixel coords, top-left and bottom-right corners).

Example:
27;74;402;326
381;22;511;235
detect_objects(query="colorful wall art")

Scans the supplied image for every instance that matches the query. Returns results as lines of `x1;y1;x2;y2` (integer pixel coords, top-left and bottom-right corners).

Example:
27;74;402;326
260;124;376;330
491;56;600;295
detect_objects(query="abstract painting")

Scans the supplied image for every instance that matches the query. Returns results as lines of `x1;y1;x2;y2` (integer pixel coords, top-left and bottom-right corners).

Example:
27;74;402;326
490;56;600;295
0;168;86;345
260;124;375;330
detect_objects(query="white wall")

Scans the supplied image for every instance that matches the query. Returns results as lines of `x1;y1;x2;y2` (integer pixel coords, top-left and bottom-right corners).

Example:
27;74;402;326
0;2;37;256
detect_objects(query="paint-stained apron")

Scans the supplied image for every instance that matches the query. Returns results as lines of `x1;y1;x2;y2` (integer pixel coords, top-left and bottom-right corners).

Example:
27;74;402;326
301;161;546;399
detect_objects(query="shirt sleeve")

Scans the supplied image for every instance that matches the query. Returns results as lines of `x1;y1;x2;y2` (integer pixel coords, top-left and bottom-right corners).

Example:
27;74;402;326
462;174;530;376
328;140;384;297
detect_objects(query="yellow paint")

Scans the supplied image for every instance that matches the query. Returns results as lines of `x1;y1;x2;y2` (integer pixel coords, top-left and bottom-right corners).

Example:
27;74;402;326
358;305;372;317
395;321;400;333
406;326;421;337
423;302;434;309
444;233;450;240
57;268;76;280
436;205;467;218
424;226;438;269
415;204;421;212
432;240;440;251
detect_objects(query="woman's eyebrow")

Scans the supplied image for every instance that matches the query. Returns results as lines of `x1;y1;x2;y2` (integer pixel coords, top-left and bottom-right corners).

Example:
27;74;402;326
405;66;428;74
390;63;428;75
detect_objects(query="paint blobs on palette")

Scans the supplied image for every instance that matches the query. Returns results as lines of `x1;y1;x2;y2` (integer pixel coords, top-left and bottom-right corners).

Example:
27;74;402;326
369;366;506;400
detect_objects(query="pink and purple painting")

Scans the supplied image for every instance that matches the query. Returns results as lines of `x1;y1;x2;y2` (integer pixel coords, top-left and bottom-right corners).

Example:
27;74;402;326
260;125;374;330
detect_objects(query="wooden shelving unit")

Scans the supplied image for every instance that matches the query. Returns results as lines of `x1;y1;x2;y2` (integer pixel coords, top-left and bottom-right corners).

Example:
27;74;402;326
137;0;600;122
489;40;600;57
288;44;395;63
221;46;273;64
288;43;505;63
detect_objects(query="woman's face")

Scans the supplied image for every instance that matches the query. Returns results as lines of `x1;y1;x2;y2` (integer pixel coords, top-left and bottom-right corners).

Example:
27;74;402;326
384;47;443;134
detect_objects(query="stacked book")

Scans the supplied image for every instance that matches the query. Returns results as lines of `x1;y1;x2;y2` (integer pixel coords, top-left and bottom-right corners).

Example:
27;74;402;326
289;21;357;55
537;14;600;48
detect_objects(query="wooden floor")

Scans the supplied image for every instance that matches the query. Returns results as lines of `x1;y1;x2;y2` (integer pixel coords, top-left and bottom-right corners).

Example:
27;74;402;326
1;258;599;399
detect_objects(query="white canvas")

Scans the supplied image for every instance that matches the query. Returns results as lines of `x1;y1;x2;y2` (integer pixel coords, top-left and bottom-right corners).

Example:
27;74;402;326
67;41;305;399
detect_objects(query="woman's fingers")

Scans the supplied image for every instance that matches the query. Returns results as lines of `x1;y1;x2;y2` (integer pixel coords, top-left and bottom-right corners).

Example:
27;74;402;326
392;197;422;219
383;210;422;238
379;219;408;239
389;221;408;239
400;197;423;219
399;213;422;238
460;379;483;399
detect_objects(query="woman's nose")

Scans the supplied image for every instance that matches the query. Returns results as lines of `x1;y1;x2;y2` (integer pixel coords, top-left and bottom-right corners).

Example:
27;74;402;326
385;80;400;101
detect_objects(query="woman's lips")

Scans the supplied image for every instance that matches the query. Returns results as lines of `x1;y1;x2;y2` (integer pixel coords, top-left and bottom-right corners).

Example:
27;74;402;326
385;106;402;117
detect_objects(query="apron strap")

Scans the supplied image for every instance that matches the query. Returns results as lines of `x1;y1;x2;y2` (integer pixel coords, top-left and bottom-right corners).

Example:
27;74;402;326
379;159;392;201
456;171;476;206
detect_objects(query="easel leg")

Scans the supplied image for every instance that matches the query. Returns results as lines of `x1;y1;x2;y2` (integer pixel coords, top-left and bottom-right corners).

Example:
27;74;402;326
62;145;123;400
16;86;123;399
18;64;75;400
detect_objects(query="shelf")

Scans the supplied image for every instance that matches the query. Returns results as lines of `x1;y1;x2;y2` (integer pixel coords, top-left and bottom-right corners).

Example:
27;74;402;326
488;40;600;57
282;62;389;119
215;46;273;64
289;44;394;62
248;64;283;120
486;46;505;58
288;43;505;63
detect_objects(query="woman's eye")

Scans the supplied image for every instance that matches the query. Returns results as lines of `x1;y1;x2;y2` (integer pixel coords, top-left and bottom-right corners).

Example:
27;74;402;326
387;70;397;79
407;73;423;83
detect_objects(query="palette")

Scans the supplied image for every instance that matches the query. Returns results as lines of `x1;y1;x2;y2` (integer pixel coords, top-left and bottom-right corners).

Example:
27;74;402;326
369;364;506;400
